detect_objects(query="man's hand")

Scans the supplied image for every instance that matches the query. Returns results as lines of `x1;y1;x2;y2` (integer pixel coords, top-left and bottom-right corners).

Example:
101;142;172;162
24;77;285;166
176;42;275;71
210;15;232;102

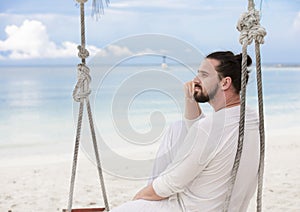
133;184;166;201
184;81;195;101
184;80;201;121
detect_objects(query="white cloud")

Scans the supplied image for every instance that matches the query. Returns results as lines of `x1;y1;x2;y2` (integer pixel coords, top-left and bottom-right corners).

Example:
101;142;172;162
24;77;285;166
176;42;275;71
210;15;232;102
136;48;169;55
96;45;170;58
93;45;169;58
106;45;133;56
0;19;170;61
0;19;100;60
90;45;134;58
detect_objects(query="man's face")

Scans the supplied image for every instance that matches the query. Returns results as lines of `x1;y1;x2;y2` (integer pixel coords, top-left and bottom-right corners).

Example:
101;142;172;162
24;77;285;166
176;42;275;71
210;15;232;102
193;58;221;103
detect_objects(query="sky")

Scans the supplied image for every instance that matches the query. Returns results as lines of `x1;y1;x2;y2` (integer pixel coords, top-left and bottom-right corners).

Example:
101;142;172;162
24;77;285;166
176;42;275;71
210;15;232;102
0;0;299;66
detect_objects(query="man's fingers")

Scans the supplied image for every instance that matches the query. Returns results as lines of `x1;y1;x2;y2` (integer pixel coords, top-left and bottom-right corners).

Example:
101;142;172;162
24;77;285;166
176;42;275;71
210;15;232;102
188;81;194;97
184;81;195;97
190;82;194;96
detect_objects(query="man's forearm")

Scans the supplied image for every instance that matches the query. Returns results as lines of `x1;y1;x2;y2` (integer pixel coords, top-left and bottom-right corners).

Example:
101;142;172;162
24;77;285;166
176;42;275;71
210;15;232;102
133;184;167;201
184;81;201;120
184;97;201;120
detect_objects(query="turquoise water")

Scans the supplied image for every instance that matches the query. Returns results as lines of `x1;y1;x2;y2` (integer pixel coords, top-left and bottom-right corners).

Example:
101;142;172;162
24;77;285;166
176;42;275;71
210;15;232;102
0;66;75;151
0;65;299;152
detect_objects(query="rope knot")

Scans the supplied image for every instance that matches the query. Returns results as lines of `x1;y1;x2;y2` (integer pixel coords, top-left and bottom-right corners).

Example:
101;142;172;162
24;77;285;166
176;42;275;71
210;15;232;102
237;9;267;45
73;63;92;102
78;45;90;59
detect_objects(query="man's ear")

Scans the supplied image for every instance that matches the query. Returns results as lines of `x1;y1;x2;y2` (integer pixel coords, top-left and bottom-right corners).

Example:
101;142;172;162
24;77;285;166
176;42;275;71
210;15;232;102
221;77;232;91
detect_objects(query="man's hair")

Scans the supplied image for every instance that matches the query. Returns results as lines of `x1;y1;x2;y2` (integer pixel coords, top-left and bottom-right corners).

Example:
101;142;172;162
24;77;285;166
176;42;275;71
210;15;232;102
206;51;252;93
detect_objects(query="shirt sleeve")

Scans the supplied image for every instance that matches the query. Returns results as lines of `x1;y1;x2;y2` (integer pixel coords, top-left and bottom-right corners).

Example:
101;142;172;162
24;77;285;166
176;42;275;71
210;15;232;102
184;112;205;130
152;124;209;197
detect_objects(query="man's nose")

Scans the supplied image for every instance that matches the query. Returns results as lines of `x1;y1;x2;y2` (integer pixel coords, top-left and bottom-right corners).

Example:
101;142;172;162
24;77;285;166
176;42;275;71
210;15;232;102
193;75;201;83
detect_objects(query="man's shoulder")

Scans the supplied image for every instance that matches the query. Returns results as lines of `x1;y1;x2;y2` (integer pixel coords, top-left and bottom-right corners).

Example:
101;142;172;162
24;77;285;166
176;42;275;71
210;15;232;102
245;107;259;128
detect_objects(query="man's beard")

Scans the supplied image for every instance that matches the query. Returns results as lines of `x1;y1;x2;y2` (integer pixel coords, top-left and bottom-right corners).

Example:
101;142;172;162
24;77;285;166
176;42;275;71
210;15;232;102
193;84;218;103
194;91;209;103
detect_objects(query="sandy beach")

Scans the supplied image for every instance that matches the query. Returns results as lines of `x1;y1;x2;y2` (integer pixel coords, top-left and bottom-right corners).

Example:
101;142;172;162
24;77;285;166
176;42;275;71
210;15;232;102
0;130;299;212
1;63;299;212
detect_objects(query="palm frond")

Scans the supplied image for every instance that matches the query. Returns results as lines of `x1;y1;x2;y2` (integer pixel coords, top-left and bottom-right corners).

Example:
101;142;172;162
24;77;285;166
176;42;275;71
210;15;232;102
92;0;110;19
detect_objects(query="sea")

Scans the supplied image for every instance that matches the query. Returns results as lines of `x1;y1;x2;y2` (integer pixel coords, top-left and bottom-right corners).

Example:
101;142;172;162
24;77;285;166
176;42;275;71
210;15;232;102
0;63;299;161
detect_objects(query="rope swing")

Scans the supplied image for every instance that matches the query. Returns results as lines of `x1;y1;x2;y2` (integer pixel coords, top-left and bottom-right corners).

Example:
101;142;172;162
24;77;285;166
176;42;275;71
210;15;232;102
65;0;266;211
223;0;267;211
65;0;110;212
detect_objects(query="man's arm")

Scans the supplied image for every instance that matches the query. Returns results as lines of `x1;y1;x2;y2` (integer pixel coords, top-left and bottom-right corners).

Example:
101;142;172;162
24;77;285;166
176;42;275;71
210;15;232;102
184;81;201;120
133;184;167;201
152;125;208;198
184;81;203;129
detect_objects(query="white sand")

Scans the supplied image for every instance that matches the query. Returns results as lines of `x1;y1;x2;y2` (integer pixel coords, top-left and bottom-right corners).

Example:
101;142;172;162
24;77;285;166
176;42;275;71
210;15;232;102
0;132;299;212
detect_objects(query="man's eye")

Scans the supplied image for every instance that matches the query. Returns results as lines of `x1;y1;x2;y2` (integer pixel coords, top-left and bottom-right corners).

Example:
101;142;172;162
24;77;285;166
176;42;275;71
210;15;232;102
200;73;208;78
197;70;208;78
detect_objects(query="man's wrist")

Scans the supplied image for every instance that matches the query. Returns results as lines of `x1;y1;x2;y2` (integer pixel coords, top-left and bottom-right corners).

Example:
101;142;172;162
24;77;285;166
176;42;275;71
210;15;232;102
185;96;195;102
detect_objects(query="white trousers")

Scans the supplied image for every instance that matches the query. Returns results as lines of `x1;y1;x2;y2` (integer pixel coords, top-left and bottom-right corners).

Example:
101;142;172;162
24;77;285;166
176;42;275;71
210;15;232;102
110;121;188;212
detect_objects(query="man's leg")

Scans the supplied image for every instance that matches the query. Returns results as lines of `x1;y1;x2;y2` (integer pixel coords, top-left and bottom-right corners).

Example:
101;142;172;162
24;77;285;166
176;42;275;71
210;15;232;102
110;199;182;212
149;120;188;183
109;121;187;212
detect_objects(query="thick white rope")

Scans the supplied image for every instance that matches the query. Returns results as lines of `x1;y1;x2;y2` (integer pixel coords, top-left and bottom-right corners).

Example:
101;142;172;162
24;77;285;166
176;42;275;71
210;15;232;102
223;40;249;212
237;9;266;45
72;63;91;102
67;1;110;211
255;40;266;212
223;0;266;211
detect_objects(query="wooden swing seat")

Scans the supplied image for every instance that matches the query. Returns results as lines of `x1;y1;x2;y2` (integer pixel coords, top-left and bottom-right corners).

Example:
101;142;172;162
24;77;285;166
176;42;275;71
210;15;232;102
62;208;105;212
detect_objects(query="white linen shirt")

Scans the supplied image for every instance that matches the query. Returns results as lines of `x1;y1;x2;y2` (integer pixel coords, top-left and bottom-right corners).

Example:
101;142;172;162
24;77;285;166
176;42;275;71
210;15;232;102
153;106;260;212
